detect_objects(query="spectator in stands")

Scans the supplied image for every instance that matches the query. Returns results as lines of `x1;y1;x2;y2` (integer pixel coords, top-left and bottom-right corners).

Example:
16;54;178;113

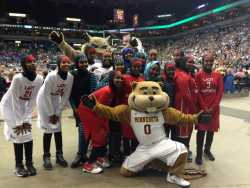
148;49;158;61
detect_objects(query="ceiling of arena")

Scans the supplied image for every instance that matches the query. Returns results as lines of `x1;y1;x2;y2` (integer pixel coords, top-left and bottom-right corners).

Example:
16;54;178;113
0;0;236;26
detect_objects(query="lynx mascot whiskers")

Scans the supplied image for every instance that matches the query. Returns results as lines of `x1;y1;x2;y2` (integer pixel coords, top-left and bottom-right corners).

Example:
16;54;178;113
81;81;208;188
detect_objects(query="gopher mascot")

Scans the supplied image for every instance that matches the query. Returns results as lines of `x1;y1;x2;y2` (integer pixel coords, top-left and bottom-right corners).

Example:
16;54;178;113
81;81;208;187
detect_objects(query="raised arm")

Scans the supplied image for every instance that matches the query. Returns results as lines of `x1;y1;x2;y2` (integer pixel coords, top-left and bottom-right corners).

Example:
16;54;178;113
49;31;80;61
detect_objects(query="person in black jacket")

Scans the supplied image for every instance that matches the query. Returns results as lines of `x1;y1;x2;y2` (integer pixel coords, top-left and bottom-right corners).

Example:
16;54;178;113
163;63;176;138
70;53;97;168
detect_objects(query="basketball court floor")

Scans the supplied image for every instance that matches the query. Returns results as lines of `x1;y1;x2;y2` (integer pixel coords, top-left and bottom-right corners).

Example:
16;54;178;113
1;94;250;188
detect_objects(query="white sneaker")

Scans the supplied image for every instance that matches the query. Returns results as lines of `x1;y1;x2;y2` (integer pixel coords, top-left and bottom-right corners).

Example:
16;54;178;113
82;162;103;174
166;173;191;187
96;157;111;168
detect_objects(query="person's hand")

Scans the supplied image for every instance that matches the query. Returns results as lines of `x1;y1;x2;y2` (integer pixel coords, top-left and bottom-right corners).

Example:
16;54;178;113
206;107;213;113
49;115;58;124
197;111;212;124
81;95;96;109
74;109;80;120
49;31;64;44
23;123;32;134
13;125;24;136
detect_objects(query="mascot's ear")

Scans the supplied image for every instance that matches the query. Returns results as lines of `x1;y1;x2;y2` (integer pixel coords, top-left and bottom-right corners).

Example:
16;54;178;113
105;35;111;41
131;82;138;91
105;35;111;44
157;81;164;90
84;32;92;42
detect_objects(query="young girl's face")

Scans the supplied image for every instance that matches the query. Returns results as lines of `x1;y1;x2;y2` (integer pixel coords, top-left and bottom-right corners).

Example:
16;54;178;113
60;57;70;72
25;59;37;73
115;61;125;73
113;72;123;88
150;53;157;61
78;60;88;70
149;64;160;77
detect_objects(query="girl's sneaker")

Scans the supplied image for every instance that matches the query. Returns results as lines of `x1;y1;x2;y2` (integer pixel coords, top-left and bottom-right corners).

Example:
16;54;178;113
15;165;28;177
96;157;111;168
82;162;103;174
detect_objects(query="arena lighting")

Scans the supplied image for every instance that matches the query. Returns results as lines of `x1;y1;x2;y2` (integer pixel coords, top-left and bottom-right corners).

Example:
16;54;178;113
15;41;21;44
73;43;82;46
66;17;81;22
137;0;249;31
197;3;207;9
24;25;32;29
8;13;26;18
157;14;172;18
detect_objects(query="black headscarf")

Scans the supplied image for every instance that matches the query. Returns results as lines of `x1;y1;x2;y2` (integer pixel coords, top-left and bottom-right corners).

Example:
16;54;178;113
108;70;124;106
175;57;189;73
74;53;88;76
20;54;37;81
57;55;69;80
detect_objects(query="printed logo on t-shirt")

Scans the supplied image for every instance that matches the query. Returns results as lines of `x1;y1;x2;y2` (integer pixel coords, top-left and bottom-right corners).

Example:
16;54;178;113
19;85;35;100
51;84;65;96
202;77;216;93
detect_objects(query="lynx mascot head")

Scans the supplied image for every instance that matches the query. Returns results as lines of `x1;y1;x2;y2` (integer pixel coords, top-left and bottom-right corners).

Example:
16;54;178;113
81;33;112;55
48;31;112;61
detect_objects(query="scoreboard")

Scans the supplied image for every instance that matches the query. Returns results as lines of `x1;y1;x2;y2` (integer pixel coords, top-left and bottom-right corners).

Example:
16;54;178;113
114;8;125;24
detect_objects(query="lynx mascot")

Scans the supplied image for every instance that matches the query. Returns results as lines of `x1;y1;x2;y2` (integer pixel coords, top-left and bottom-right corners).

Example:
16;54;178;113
81;81;208;188
49;31;111;61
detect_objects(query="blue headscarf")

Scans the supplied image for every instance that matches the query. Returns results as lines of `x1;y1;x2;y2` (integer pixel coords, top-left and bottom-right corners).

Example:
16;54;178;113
122;48;134;73
144;61;161;81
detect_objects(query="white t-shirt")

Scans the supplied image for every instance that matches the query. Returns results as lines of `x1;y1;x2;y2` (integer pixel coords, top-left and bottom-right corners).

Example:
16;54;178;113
1;73;43;143
36;70;73;133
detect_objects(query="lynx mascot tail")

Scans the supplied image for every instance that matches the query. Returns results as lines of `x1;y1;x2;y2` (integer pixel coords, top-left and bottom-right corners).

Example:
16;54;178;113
81;81;209;188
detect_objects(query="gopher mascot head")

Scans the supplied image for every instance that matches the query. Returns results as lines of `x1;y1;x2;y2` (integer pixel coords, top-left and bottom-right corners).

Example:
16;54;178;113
128;81;169;113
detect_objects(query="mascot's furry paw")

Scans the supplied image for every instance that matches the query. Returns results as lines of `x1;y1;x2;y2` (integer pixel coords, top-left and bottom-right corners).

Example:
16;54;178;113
49;31;64;44
129;37;138;47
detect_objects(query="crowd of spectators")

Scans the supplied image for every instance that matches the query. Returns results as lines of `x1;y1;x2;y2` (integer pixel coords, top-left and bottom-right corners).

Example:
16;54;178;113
0;15;250;94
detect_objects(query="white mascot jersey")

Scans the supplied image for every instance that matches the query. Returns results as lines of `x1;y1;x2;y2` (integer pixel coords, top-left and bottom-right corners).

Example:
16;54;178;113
130;110;166;146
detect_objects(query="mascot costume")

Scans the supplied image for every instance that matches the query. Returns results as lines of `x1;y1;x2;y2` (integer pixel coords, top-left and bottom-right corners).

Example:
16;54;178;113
81;81;209;187
49;31;112;61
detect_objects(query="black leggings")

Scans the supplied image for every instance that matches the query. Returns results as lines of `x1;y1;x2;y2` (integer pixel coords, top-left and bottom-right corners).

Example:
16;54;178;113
196;130;214;158
123;138;138;156
43;132;63;157
14;141;33;167
109;120;122;157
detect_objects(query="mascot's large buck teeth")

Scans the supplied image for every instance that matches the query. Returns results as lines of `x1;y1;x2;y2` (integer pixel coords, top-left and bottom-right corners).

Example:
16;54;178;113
146;107;157;112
